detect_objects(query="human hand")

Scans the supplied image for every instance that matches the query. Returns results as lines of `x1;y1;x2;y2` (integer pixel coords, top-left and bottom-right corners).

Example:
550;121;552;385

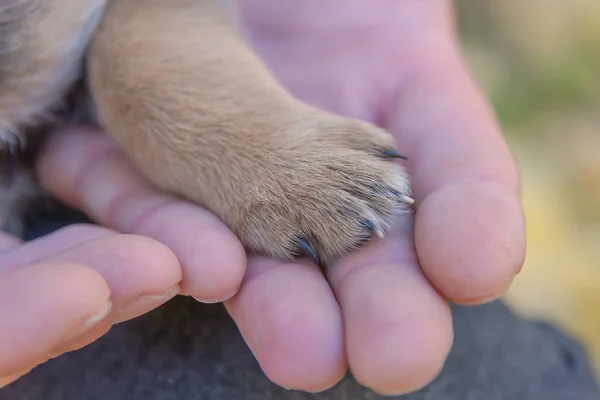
36;0;526;396
0;227;182;388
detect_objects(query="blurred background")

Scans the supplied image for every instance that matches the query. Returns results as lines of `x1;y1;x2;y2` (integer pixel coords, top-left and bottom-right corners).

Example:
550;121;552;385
455;0;600;376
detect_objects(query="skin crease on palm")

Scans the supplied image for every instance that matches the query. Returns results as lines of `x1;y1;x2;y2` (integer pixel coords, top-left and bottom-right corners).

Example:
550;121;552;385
0;0;526;396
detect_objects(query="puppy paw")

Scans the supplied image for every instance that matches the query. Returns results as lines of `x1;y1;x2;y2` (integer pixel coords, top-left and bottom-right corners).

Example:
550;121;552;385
224;115;413;265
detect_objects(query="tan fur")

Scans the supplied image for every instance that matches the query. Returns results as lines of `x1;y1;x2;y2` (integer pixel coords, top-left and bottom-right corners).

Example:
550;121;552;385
0;0;412;264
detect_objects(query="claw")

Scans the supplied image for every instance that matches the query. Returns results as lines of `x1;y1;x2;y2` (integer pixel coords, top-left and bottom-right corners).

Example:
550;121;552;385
380;149;408;160
392;190;416;206
398;194;415;205
361;220;384;238
361;220;375;230
297;237;321;266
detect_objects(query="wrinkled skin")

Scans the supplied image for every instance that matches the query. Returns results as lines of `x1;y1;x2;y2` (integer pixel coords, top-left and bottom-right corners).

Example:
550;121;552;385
0;0;525;396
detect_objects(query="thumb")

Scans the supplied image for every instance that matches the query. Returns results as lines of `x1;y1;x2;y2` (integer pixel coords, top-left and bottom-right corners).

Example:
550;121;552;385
0;262;112;387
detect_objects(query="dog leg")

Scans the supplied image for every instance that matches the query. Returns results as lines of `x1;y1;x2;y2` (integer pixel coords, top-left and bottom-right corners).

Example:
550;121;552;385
88;0;413;265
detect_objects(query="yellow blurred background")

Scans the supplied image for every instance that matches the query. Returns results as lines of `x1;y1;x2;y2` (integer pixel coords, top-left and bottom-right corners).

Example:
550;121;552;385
455;0;600;376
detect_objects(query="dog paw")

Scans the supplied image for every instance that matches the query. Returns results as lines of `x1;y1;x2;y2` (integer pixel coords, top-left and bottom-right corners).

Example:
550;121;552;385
224;115;414;266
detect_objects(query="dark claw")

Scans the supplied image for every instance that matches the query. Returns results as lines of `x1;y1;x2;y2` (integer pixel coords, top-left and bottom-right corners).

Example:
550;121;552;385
380;149;408;160
297;237;321;266
360;220;376;231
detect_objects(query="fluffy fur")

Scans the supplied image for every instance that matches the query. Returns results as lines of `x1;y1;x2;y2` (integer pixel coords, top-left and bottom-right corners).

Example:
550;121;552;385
0;0;413;265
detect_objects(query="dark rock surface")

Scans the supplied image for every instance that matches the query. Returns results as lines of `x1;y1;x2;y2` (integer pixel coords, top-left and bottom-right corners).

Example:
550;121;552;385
2;208;600;400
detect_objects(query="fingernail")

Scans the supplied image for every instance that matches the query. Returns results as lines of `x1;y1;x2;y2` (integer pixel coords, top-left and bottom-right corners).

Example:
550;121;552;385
84;300;113;328
193;286;239;304
114;285;181;324
53;299;112;349
47;300;113;360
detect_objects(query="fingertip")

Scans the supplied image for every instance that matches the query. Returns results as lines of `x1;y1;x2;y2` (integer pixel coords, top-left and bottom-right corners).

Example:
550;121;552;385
337;263;452;396
225;260;346;392
352;312;451;396
416;181;526;304
257;296;347;392
180;222;247;302
0;262;112;376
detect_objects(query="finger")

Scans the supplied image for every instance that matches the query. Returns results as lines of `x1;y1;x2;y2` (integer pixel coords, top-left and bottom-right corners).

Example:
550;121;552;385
38;126;246;302
386;40;526;304
224;257;347;392
0;262;111;381
327;218;453;395
0;231;182;325
0;224;115;273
